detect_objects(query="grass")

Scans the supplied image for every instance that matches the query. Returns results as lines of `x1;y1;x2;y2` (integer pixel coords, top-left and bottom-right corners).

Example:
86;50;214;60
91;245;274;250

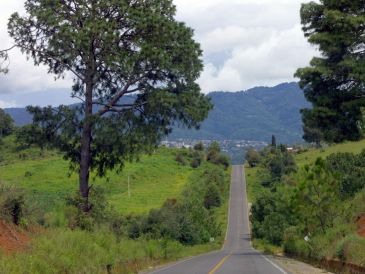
0;137;193;215
245;165;265;204
0;228;220;274
295;139;365;167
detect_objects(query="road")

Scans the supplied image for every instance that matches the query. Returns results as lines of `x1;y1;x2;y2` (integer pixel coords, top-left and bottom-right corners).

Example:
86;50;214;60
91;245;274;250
147;165;289;274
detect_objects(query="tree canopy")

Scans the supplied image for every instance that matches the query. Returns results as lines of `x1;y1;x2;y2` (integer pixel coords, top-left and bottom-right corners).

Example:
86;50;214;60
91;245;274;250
296;0;365;143
0;109;14;138
7;0;212;210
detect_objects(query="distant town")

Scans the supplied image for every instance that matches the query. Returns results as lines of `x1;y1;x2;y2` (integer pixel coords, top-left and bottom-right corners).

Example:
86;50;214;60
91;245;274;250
161;139;268;164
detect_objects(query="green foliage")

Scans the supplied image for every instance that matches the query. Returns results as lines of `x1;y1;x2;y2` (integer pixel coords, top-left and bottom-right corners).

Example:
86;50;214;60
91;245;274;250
65;186;113;231
125;165;229;245
326;152;365;199
249;139;365;266
296;0;365;143
0;142;194;216
0;183;25;225
193;142;204;151
295;159;341;234
203;184;221;210
8;0;212;207
0;108;14;138
175;149;204;169
206;142;230;169
246;148;261;168
260;145;297;185
0;228;215;274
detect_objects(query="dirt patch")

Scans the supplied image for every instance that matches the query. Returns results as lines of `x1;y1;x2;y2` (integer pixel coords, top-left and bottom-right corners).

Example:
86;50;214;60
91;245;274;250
357;215;365;237
0;220;30;254
271;255;333;274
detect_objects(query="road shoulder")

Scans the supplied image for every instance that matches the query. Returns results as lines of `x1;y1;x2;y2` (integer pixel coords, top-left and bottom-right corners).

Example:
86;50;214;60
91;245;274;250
270;255;333;274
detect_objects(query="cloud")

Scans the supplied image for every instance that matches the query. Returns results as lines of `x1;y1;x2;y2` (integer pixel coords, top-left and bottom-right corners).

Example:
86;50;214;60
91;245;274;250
174;0;318;92
0;0;317;107
0;100;17;108
0;1;71;95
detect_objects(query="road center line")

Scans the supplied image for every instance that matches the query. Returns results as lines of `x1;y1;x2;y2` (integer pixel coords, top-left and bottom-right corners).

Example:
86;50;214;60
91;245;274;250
208;254;231;274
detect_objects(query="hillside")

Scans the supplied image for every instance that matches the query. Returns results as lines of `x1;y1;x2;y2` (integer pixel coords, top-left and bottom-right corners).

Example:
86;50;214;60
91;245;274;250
0;136;193;215
246;140;365;271
171;82;310;144
4;82;310;144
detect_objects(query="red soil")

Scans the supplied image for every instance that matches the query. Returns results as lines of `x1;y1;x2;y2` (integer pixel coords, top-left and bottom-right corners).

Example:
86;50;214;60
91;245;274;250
0;220;30;254
357;215;365;237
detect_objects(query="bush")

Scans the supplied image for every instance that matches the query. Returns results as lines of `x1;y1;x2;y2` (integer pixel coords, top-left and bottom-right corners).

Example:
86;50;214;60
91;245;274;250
335;234;365;266
203;184;221;210
65;186;113;231
0;183;25;225
0;228;186;274
193;142;204;151
246;148;261;167
175;152;187;165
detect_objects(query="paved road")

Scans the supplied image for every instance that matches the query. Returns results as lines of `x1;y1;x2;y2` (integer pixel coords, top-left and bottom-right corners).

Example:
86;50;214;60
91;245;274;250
147;165;289;274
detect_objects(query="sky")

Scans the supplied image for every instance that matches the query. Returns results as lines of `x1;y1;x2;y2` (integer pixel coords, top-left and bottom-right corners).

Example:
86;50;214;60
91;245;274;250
0;0;317;108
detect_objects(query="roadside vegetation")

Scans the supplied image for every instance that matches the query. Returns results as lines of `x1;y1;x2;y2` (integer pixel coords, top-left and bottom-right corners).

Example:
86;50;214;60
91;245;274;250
246;140;365;268
0;132;230;273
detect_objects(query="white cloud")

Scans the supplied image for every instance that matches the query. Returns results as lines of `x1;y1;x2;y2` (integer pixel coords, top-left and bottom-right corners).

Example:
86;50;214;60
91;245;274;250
0;0;317;106
0;0;71;95
174;0;318;93
0;99;17;108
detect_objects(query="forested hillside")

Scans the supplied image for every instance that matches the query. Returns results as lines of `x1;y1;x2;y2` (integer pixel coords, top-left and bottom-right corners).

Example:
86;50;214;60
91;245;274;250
171;82;310;144
5;82;310;144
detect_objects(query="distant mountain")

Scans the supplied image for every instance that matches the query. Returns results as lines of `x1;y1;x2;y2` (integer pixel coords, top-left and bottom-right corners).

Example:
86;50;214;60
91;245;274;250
170;82;310;144
4;82;310;144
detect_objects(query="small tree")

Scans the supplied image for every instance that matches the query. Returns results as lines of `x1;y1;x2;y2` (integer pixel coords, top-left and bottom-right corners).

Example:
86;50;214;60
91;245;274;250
0;109;14;138
193;142;204;151
5;0;212;211
246;148;261;168
271;135;277;147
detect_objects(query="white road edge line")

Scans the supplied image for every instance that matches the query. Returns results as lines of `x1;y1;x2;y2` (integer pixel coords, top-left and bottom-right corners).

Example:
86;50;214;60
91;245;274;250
261;255;288;274
146;250;220;274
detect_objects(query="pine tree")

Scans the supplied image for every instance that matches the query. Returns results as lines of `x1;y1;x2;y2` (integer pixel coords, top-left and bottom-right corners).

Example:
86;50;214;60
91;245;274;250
295;0;365;143
6;0;212;211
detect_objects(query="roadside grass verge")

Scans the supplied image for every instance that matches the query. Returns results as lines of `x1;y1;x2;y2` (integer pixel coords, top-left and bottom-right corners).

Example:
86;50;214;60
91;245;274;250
0;228;219;274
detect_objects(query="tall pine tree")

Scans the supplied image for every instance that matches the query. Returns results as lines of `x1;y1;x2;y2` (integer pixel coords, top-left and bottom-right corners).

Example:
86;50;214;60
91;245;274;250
296;0;365;143
5;0;212;211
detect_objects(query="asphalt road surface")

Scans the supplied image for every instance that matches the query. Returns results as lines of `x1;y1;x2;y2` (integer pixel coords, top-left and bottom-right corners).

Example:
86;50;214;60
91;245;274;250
147;165;289;274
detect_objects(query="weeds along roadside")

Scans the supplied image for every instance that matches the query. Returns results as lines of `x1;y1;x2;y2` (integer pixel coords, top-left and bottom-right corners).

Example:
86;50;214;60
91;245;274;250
0;139;231;273
246;142;365;271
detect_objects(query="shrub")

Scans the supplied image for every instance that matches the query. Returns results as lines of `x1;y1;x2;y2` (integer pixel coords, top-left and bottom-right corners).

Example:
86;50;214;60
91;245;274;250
246;148;261;167
0;183;25;225
203;184;221;210
175;152;187;165
193;142;204;151
335;234;365;266
65;186;113;230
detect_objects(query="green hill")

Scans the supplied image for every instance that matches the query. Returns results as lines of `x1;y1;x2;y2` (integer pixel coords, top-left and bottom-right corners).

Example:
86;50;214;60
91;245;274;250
5;82;310;144
0;136;193;215
171;82;310;144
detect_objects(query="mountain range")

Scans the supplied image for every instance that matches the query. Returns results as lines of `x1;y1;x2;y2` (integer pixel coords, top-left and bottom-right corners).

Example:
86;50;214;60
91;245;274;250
4;82;310;144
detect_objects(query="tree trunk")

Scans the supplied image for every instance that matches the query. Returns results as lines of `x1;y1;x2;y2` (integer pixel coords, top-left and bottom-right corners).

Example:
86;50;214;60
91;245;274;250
79;80;93;212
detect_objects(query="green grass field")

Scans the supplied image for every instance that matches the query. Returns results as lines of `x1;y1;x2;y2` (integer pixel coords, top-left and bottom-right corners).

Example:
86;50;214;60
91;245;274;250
0;137;193;215
295;139;365;167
